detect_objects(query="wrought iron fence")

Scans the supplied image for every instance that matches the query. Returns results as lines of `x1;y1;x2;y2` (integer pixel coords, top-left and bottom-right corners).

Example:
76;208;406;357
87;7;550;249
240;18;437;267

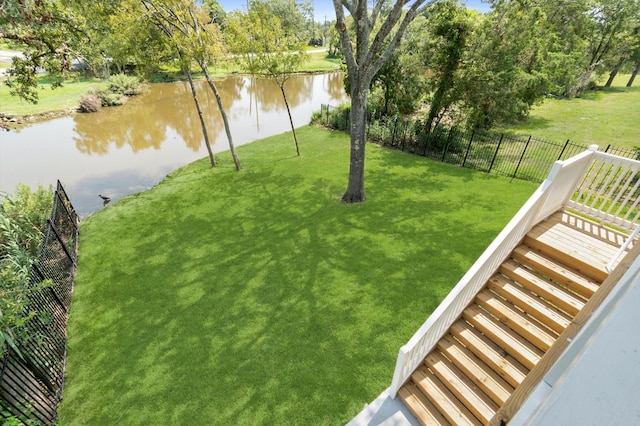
1;181;78;425
317;104;639;184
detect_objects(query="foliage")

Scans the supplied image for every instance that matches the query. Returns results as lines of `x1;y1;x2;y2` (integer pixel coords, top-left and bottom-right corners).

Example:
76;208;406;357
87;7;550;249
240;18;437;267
110;0;240;169
58;126;535;425
107;74;142;96
225;4;309;84
202;0;226;27
253;0;314;44
0;185;53;357
0;0;91;102
225;1;310;156
99;92;125;107
416;1;474;131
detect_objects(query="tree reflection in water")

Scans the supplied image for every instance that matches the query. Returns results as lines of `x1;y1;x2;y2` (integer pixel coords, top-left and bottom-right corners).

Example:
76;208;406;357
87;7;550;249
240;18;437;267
73;73;341;156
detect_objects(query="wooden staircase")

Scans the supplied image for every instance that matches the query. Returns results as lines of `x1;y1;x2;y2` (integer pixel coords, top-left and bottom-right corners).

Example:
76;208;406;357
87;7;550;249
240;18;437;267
397;211;631;425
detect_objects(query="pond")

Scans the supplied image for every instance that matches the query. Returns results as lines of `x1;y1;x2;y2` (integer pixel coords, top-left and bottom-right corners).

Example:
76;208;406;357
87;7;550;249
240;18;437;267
0;73;347;216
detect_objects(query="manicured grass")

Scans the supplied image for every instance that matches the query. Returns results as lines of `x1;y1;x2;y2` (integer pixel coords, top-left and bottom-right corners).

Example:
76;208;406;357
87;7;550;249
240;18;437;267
0;76;106;116
505;74;640;149
304;50;342;72
58;126;535;425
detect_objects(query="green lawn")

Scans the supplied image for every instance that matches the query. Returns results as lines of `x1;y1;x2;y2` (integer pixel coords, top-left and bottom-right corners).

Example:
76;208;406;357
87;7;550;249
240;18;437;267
0;76;106;116
505;74;640;150
58;126;535;425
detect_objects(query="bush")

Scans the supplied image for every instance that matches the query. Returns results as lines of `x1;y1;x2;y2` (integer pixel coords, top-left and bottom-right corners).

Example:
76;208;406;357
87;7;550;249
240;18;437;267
78;93;101;113
100;91;126;107
107;73;142;96
0;184;53;356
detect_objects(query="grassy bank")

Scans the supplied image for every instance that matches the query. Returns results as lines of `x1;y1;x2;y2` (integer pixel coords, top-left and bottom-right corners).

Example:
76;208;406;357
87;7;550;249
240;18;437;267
58;126;535;425
0;77;107;116
506;74;640;149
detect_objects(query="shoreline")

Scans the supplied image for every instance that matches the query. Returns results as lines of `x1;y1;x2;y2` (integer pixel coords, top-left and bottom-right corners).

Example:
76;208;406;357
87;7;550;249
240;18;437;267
1;108;79;131
0;68;343;132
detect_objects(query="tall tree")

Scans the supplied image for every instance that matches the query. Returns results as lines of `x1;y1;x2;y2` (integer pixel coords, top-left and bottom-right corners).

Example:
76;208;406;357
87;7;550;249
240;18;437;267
259;0;314;44
226;2;309;156
332;0;435;203
419;0;473;131
134;0;242;170
568;0;639;96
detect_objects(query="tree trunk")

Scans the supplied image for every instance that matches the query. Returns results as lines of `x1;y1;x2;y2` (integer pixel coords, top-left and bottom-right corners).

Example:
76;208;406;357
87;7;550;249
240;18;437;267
341;83;367;203
199;63;241;171
185;67;216;167
604;68;618;88
279;83;300;156
628;60;640;87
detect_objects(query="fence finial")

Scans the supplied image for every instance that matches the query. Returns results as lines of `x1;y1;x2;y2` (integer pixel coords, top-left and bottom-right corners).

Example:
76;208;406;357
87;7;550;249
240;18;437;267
589;144;599;151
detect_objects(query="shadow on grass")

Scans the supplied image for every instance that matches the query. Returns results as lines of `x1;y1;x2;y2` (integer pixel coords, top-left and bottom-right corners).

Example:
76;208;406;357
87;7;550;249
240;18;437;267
60;127;536;425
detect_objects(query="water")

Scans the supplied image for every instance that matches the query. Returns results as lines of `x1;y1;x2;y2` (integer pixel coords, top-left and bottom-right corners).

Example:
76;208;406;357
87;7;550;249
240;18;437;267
0;73;347;216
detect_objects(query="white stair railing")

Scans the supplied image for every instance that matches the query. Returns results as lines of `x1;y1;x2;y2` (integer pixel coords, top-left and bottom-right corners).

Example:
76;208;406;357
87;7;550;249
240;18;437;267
567;151;640;232
389;148;598;398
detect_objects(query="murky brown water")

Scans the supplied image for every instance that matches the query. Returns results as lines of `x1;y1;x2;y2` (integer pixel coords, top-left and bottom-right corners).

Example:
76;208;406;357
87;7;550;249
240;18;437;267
0;73;347;216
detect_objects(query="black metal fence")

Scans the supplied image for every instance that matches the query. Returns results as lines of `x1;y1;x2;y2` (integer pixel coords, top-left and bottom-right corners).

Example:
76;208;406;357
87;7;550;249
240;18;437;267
0;181;78;425
318;104;639;183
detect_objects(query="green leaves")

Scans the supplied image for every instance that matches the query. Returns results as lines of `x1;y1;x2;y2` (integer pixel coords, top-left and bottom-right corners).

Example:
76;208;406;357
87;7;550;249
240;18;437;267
0;185;53;357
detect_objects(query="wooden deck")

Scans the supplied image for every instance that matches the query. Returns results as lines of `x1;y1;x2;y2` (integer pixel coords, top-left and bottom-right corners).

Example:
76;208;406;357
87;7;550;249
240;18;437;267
398;211;634;425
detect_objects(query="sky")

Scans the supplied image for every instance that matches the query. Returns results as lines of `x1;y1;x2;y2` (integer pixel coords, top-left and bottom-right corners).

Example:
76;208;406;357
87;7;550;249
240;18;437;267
217;0;492;22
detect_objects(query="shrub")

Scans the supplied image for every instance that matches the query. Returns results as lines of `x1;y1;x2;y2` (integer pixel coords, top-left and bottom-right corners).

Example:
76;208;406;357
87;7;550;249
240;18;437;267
100;91;126;107
107;73;142;96
78;93;101;113
0;184;53;356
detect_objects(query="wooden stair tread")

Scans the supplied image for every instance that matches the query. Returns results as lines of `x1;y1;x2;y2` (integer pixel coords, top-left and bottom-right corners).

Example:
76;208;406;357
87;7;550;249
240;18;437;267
512;245;600;298
396;211;626;425
412;365;483;426
551;212;630;248
487;274;571;334
525;223;613;282
451;320;528;388
475;289;557;351
463;304;543;370
425;352;499;424
500;260;585;316
398;382;450;426
437;335;514;406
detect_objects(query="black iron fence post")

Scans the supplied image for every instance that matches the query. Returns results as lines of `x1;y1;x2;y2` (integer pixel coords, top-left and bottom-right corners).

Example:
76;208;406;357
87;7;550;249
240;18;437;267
513;135;532;179
489;134;504;173
462;130;475;167
442;127;454;162
557;139;570;160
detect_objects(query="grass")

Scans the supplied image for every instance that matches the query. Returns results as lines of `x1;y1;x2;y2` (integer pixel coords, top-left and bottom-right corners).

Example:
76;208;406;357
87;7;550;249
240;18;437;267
0;76;106;116
304;50;342;72
58;126;536;425
505;74;640;149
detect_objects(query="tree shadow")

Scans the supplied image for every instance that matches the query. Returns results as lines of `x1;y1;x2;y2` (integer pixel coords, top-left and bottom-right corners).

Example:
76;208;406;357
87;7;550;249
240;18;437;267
60;129;536;424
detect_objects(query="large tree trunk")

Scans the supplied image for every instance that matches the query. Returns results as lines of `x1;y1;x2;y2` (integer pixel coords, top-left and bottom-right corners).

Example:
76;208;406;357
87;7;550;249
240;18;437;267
199;63;241;171
341;82;368;203
605;67;619;87
628;60;640;87
605;57;627;88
